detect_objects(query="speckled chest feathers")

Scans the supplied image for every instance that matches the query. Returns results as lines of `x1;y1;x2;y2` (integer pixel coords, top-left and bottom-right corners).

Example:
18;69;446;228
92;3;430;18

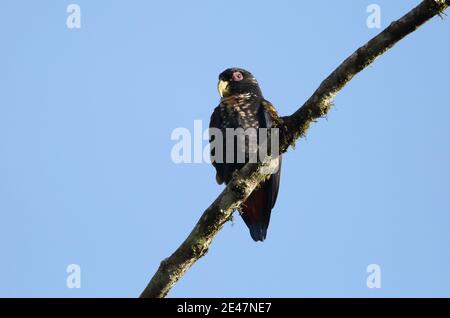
217;92;262;130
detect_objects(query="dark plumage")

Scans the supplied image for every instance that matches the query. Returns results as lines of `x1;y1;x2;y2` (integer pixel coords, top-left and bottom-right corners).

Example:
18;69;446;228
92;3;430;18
209;68;282;241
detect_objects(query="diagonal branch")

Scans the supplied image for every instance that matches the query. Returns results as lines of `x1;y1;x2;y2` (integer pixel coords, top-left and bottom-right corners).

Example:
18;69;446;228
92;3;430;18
140;0;450;298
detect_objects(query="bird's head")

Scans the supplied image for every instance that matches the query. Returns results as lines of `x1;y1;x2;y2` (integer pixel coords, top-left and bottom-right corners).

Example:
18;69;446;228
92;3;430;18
217;68;262;98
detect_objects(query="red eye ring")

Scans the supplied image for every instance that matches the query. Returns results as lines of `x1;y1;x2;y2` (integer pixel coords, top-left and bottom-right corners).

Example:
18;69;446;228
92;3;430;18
232;71;243;81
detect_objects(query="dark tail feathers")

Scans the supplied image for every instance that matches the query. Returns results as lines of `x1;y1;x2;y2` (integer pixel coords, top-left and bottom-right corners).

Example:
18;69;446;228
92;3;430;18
241;181;272;241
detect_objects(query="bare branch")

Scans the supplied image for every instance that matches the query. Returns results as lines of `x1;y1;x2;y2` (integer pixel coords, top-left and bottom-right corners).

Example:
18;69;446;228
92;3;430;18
140;0;450;298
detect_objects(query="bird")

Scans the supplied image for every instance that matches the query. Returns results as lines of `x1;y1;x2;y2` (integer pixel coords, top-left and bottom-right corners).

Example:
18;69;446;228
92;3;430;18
209;67;282;241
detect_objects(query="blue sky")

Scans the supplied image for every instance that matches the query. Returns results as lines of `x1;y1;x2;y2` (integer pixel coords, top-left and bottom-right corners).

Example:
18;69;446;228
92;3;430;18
1;1;450;297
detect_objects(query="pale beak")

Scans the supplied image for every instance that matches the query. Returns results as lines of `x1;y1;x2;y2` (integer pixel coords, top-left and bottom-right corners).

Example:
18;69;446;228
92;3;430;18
217;80;229;98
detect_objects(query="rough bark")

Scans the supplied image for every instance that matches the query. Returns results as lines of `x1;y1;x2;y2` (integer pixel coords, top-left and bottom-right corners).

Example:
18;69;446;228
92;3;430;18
140;0;450;298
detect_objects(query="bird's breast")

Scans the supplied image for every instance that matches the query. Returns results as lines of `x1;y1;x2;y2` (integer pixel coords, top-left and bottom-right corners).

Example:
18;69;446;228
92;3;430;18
219;93;261;130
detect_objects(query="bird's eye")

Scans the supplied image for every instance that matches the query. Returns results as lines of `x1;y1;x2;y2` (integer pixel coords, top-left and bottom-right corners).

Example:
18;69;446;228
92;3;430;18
232;71;244;81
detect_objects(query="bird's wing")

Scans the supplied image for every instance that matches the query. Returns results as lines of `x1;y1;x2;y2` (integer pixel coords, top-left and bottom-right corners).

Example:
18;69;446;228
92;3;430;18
260;99;282;208
240;99;282;241
209;106;225;185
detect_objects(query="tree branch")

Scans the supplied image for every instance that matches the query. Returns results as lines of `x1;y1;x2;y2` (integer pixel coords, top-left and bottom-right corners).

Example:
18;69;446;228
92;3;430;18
140;0;449;298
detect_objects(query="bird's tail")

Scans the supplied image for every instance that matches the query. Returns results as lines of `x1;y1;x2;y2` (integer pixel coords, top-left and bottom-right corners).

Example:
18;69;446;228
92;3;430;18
241;156;282;241
241;181;272;241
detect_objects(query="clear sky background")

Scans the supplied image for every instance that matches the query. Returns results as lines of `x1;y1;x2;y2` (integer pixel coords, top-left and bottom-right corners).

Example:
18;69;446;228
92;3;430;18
1;1;450;297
